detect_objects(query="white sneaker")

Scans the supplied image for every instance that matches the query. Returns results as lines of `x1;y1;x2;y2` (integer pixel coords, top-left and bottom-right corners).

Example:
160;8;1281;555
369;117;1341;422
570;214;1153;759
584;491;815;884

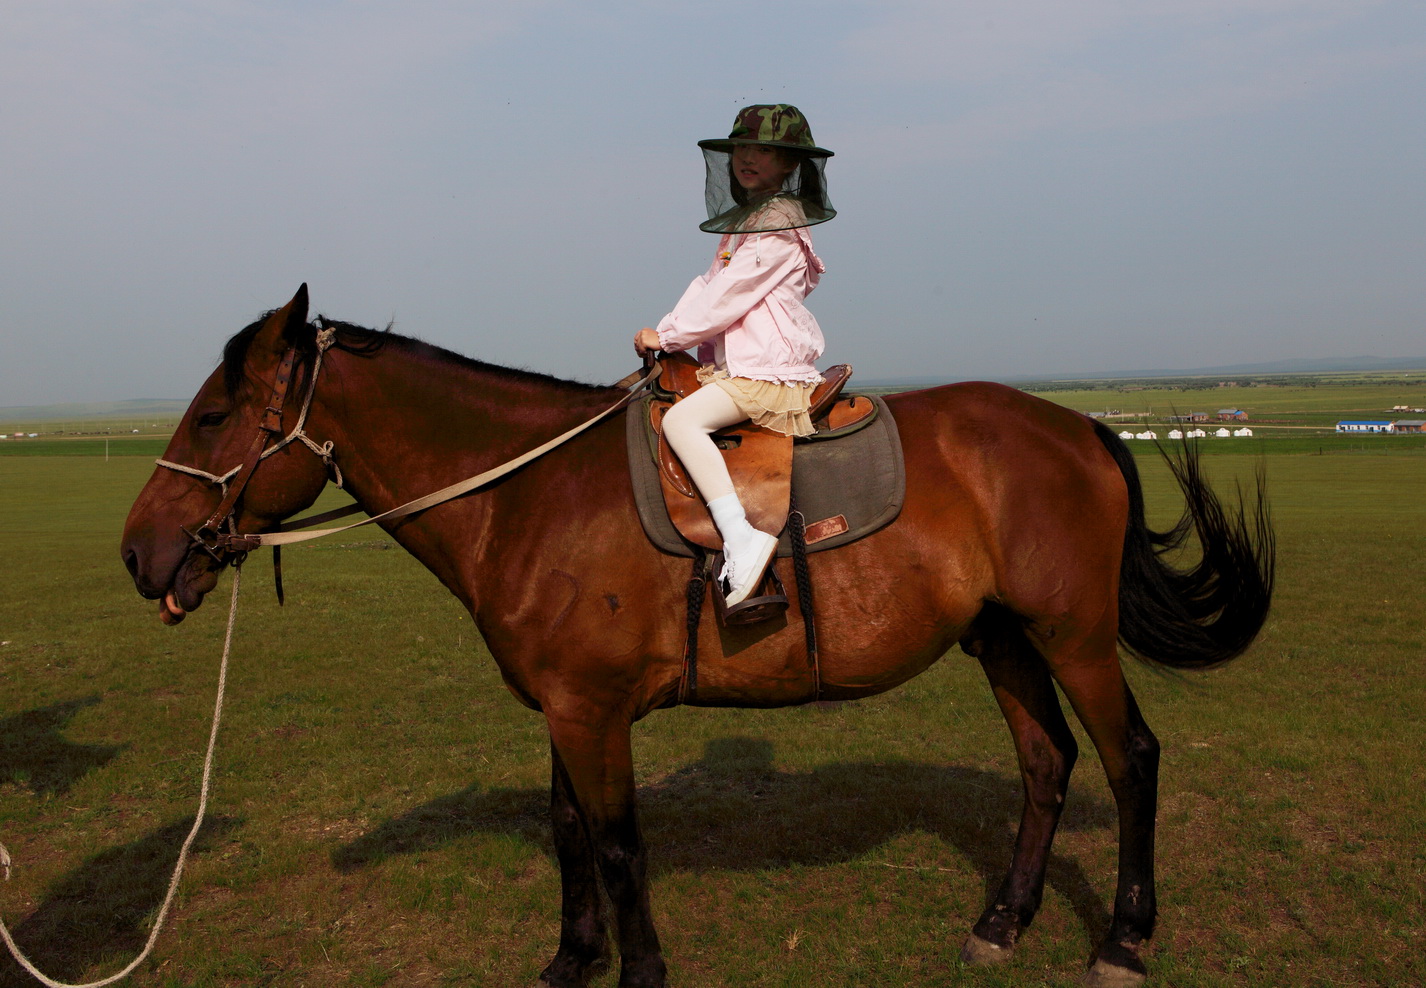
721;531;779;607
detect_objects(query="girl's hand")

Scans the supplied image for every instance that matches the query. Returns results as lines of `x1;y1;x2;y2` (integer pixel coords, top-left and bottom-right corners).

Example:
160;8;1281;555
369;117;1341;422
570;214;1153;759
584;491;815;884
633;327;662;356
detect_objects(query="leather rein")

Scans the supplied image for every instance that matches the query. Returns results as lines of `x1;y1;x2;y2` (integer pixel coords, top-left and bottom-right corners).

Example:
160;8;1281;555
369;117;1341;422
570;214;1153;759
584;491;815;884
157;332;659;579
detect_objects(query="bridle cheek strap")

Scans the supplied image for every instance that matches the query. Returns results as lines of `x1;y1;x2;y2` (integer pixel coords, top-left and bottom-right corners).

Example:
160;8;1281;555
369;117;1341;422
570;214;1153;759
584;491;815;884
195;346;300;543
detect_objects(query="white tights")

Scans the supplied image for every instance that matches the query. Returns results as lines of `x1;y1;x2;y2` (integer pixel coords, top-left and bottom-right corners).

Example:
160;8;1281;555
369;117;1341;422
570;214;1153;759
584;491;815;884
660;383;746;503
662;384;778;590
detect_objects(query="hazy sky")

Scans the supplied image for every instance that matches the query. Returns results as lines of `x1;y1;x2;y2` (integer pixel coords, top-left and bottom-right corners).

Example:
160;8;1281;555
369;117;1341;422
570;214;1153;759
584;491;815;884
2;1;1423;406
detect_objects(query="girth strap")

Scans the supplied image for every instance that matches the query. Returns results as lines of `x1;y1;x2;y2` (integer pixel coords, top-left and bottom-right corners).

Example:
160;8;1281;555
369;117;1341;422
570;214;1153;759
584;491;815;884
677;550;711;705
788;491;821;698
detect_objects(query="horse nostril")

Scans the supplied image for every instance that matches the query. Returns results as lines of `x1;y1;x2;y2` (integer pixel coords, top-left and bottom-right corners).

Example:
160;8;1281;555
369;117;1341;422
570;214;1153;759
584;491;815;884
122;545;140;579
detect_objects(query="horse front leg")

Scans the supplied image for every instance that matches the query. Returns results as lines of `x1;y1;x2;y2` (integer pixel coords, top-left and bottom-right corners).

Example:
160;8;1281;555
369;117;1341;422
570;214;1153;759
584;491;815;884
538;744;611;987
540;714;666;988
960;613;1079;966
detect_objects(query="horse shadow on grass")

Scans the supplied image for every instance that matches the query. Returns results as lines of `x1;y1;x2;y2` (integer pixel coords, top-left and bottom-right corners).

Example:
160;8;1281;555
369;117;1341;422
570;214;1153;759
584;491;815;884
0;696;124;796
332;736;1118;943
0;815;240;988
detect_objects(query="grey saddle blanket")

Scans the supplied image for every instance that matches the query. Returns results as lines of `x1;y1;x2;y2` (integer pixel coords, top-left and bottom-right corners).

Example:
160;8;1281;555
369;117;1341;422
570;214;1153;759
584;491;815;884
626;394;906;558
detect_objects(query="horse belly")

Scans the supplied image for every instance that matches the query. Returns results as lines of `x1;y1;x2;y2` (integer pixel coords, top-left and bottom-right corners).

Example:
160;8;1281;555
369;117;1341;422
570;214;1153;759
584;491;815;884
812;571;981;699
686;528;985;707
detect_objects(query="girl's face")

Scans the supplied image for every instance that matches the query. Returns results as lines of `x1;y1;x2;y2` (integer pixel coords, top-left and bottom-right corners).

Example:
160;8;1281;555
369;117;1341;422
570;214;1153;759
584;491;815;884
732;144;797;195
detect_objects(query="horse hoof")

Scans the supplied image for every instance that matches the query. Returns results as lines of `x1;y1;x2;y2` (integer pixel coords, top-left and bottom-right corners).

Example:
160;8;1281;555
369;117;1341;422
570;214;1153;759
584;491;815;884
1083;958;1147;988
534;953;609;988
960;934;1013;966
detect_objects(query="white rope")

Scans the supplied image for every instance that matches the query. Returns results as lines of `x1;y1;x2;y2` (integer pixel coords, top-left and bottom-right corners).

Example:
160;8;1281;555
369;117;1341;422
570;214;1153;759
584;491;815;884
0;567;243;987
152;460;238;490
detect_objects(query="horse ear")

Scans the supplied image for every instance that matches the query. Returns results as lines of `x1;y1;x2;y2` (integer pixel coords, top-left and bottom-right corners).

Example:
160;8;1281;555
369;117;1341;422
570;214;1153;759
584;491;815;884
281;283;310;345
255;283;311;353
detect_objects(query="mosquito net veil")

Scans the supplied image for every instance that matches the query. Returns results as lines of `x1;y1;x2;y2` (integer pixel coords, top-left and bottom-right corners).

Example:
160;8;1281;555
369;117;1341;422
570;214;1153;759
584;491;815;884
696;104;835;234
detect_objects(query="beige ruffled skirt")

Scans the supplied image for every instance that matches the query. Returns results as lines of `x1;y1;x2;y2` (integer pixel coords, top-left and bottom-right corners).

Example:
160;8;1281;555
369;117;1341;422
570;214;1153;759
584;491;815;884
697;365;822;438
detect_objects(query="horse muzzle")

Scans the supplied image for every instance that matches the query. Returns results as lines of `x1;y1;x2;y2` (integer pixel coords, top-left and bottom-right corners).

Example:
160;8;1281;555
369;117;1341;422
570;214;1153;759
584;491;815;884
122;533;225;626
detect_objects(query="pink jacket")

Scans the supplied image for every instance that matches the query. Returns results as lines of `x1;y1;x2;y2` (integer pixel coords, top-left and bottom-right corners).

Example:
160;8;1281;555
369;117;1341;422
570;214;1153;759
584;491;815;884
655;227;826;384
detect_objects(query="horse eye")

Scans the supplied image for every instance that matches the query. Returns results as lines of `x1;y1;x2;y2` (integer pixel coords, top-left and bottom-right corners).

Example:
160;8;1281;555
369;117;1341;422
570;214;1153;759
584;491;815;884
197;411;229;428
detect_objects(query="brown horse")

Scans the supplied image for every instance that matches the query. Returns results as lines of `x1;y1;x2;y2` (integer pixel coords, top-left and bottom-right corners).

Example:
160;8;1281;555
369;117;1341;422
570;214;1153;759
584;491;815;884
122;286;1273;987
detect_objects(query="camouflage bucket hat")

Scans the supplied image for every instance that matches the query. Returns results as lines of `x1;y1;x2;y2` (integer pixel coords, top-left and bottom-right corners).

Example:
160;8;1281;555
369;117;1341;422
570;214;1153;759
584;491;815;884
698;104;834;158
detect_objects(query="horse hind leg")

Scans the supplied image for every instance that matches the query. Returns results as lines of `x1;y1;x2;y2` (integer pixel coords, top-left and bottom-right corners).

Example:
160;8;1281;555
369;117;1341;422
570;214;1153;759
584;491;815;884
1038;628;1161;988
959;606;1079;966
1081;683;1160;988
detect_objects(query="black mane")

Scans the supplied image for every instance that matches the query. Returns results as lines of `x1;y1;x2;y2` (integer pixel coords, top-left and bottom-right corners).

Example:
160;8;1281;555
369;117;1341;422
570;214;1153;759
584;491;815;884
221;311;610;400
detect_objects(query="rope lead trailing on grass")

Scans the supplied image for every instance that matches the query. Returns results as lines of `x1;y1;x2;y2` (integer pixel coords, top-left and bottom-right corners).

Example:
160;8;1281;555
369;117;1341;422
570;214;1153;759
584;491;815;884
0;566;243;988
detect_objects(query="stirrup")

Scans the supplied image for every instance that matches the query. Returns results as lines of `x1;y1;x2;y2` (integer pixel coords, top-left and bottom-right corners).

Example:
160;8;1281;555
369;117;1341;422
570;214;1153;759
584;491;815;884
711;553;789;626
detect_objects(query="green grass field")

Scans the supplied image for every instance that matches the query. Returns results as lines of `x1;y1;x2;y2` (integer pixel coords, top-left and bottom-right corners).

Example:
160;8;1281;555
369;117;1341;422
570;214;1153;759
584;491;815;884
0;439;172;458
1;396;1424;986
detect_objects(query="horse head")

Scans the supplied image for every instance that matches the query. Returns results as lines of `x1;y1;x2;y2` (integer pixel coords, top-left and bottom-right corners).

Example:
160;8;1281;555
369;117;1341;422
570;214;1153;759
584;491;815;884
121;285;334;624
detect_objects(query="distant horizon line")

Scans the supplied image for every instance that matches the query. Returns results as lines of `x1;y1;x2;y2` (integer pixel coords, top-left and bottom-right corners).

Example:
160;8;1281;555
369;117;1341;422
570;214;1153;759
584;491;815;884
4;354;1424;419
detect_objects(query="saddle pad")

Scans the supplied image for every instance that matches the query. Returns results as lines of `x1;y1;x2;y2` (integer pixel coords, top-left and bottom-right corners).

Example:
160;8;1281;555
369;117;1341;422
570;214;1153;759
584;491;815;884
627;394;905;558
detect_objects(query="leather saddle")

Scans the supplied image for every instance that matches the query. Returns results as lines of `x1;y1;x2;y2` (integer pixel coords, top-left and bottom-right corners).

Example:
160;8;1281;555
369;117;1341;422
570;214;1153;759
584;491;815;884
648;352;871;552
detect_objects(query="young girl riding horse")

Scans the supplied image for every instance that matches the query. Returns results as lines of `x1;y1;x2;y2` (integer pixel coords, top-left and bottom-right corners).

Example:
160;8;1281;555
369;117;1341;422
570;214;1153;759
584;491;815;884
633;103;834;607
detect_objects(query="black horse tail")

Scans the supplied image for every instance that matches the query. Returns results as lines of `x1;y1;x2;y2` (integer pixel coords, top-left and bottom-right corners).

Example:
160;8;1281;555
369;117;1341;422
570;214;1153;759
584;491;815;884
1093;421;1276;670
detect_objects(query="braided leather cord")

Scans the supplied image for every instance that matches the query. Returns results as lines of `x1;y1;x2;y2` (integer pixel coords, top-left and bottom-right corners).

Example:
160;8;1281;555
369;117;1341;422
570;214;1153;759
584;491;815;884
788;492;821;699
